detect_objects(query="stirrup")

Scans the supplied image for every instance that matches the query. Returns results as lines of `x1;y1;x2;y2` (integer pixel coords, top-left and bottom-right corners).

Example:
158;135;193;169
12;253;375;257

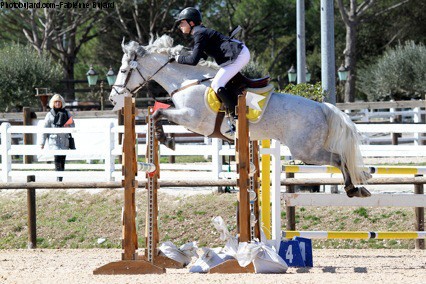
225;115;236;135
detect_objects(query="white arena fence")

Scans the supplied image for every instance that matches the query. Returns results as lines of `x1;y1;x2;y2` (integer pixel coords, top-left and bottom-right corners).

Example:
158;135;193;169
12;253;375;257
337;100;425;123
1;118;426;182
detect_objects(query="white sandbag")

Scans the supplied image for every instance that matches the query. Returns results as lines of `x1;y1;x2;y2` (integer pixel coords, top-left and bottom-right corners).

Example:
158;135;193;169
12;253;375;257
236;242;262;267
235;242;287;273
212;216;239;258
252;243;288;274
179;241;199;258
158;241;198;266
222;236;239;257
217;252;235;262
189;247;226;273
211;216;231;241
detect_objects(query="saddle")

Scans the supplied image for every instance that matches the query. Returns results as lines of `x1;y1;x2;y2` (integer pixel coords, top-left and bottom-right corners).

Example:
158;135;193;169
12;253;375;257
227;72;270;93
220;72;270;115
208;73;272;141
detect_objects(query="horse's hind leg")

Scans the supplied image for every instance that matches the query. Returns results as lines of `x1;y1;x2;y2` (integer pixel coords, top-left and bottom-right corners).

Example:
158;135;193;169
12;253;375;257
329;153;372;198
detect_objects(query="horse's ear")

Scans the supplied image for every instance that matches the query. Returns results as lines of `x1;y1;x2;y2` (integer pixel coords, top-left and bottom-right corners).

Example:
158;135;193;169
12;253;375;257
121;40;145;58
121;37;127;54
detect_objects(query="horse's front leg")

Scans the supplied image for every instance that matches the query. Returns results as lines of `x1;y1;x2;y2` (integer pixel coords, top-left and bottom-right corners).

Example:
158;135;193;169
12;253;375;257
152;108;195;150
153;107;195;126
151;109;175;150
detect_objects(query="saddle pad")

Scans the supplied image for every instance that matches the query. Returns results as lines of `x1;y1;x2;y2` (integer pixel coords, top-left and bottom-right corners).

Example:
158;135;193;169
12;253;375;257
205;84;274;123
206;87;222;113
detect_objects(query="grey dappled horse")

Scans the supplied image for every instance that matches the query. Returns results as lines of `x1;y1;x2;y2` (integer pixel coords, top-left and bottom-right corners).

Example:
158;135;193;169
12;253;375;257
109;35;371;198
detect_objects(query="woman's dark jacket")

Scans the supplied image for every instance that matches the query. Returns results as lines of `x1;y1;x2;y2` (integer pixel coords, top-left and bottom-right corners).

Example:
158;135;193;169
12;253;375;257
40;108;75;150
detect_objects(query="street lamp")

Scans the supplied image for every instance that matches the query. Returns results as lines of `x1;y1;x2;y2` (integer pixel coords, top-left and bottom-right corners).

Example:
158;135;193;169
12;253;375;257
287;65;297;83
337;63;349;103
337;63;349;82
106;67;117;86
86;65;116;110
86;65;99;86
305;66;311;83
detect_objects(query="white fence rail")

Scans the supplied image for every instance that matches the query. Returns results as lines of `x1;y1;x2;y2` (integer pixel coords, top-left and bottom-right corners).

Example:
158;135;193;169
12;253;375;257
1;121;426;182
283;192;426;207
337;100;425;122
345;106;425;123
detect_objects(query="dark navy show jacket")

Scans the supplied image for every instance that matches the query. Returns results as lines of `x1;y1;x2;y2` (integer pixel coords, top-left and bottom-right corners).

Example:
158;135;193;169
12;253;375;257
177;25;243;67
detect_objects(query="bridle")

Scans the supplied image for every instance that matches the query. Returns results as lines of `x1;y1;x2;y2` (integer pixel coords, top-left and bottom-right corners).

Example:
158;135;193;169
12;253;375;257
112;54;214;98
112;55;170;96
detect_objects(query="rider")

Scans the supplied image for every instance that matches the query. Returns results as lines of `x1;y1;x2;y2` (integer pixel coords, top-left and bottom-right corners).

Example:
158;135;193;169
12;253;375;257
173;7;250;118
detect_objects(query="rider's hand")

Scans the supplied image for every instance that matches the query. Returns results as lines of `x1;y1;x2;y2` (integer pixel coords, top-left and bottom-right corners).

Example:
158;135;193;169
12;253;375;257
169;55;179;63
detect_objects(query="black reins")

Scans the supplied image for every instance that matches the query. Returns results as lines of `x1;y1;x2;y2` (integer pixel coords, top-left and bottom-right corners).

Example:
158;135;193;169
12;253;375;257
112;55;214;98
112;55;171;96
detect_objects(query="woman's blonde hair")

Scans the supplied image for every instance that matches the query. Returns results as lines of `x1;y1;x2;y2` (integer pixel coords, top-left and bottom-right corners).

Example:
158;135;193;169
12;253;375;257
49;94;66;109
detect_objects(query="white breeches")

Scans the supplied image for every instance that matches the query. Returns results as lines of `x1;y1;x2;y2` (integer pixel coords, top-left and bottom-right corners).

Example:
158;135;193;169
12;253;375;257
211;45;250;93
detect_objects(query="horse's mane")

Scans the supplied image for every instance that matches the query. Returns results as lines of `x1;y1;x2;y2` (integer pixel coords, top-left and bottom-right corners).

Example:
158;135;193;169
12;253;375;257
122;35;219;70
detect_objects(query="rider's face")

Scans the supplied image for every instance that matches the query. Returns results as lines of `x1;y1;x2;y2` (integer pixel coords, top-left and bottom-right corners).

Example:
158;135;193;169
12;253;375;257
179;20;192;34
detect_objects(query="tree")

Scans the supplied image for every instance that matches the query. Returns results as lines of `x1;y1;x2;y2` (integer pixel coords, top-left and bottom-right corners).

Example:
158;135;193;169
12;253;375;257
336;0;410;102
0;43;62;112
357;41;426;101
204;0;297;84
109;0;209;44
0;0;114;99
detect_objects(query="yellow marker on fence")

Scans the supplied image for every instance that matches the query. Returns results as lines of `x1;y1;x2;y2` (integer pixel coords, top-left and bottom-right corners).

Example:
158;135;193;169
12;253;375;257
282;231;426;239
328;231;370;239
374;167;421;175
283;165;426;175
261;139;271;239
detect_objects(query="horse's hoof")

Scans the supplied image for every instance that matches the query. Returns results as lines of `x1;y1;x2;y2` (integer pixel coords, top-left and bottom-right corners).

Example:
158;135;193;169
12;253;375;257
346;186;371;198
166;138;175;151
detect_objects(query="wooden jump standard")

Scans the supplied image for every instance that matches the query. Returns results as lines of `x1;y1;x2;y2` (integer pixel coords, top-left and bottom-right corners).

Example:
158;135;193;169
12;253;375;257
93;97;181;275
208;94;261;273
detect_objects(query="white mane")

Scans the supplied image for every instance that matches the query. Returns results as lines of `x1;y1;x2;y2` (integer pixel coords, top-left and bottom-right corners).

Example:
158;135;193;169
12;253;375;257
122;35;219;70
146;35;183;56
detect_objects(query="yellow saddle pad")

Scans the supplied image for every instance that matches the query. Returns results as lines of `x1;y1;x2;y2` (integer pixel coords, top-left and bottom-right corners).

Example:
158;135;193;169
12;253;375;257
205;84;274;123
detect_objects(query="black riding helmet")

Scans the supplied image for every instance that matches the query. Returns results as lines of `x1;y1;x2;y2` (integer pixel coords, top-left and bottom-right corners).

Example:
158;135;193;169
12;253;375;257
175;7;202;26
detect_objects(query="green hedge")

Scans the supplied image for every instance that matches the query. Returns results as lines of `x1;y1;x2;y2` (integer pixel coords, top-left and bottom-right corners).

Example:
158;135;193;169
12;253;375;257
0;43;62;112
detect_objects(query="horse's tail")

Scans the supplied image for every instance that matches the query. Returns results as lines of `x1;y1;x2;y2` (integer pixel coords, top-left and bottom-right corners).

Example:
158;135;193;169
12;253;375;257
321;103;366;185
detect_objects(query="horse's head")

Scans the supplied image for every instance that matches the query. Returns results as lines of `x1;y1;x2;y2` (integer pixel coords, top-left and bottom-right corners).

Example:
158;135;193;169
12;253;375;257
109;36;183;110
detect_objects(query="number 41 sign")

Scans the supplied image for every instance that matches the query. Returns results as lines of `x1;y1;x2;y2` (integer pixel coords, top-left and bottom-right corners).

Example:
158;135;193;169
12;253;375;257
278;237;313;267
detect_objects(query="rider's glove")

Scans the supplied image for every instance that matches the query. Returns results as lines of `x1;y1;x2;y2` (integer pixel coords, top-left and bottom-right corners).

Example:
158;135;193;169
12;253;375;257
169;54;180;63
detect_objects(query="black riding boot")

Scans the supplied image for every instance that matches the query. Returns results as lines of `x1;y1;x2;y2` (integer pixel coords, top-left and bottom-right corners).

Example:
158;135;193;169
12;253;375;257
216;87;237;117
216;87;237;134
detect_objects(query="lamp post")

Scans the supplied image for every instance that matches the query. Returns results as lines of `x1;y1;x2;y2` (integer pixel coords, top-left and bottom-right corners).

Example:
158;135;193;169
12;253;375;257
305;67;311;83
287;65;297;84
86;65;116;110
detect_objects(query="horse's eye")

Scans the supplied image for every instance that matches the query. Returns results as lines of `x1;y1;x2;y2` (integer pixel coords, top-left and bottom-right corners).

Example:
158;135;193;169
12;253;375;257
120;69;127;73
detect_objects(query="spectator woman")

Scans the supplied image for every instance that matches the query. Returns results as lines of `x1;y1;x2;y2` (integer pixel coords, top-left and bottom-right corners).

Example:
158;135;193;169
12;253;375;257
40;94;75;181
